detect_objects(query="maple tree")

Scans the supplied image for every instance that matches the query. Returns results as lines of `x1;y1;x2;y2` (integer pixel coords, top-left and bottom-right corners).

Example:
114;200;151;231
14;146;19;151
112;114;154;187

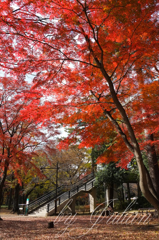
0;77;58;204
0;0;159;214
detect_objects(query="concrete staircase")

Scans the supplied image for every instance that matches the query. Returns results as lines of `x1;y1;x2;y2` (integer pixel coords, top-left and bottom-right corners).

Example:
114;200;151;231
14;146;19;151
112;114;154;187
28;173;95;217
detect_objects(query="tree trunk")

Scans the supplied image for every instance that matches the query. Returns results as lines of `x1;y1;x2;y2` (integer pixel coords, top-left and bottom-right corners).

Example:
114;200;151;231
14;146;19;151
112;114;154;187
0;185;4;205
146;134;159;198
12;183;20;213
109;183;114;208
0;161;9;206
134;149;159;216
127;183;131;203
8;188;13;210
121;184;124;203
0;191;4;206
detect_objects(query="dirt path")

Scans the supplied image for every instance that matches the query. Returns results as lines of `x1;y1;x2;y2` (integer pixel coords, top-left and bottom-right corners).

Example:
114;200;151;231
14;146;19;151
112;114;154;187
0;210;159;240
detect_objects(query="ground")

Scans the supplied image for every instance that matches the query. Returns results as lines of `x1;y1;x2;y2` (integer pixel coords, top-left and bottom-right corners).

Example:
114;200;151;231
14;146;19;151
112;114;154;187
0;209;159;239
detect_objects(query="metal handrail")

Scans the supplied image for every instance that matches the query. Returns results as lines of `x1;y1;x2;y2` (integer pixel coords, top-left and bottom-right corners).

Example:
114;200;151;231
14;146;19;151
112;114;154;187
29;186;62;205
28;172;95;214
28;186;65;213
47;175;95;213
73;172;94;187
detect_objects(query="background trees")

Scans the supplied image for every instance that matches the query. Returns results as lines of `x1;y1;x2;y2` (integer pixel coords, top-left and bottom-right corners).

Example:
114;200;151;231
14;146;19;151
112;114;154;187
0;0;158;213
39;144;91;189
95;162;126;206
2;144;91;208
0;77;58;206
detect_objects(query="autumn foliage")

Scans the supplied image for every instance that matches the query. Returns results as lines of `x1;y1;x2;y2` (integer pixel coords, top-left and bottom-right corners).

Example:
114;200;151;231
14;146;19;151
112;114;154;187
0;77;58;201
0;0;159;212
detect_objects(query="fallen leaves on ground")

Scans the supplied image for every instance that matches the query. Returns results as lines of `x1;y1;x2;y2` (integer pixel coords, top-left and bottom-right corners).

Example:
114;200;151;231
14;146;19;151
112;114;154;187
0;215;159;240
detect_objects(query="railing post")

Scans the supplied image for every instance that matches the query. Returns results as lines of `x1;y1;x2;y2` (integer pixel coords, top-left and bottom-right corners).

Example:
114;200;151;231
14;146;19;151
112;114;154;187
77;186;79;192
59;198;60;205
47;204;49;213
68;191;70;198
